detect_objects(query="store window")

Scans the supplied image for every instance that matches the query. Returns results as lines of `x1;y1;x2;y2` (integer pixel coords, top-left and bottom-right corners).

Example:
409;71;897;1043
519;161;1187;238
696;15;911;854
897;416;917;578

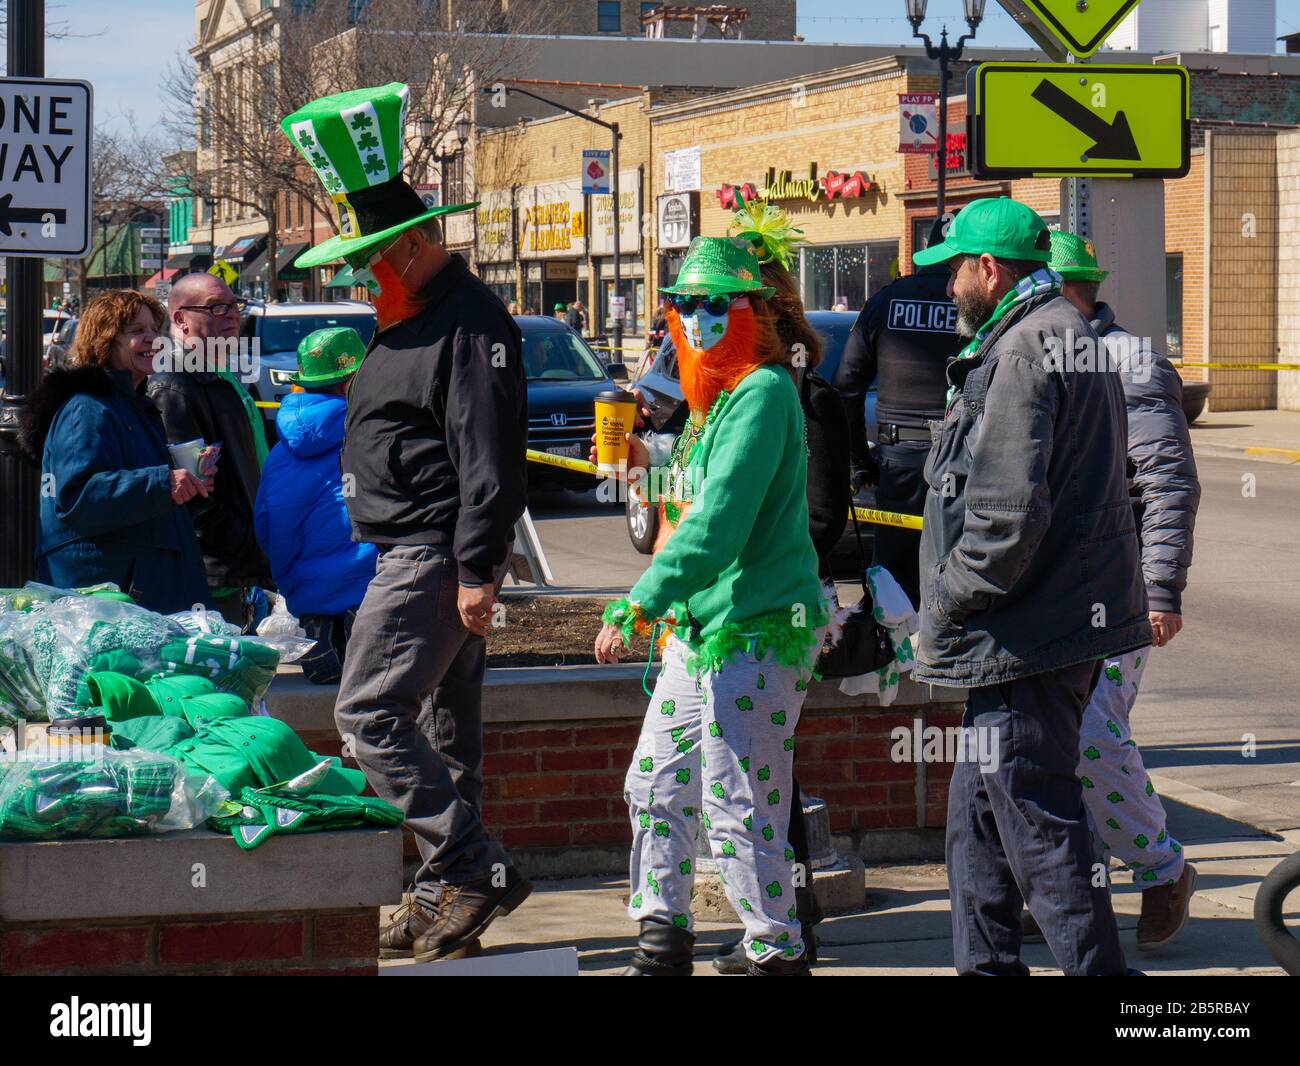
798;241;897;313
598;1;621;33
1166;253;1183;358
488;281;517;310
601;276;644;336
522;281;543;317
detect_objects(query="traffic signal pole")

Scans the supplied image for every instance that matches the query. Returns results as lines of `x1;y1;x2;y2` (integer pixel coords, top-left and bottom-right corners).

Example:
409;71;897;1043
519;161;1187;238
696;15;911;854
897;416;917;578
0;0;45;587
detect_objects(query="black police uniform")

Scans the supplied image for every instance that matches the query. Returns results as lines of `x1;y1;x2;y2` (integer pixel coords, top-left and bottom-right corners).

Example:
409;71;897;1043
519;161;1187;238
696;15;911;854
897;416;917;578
832;266;961;607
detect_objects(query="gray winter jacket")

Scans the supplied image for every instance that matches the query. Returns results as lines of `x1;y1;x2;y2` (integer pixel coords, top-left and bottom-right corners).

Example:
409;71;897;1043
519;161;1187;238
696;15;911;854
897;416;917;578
914;291;1152;687
1093;303;1200;614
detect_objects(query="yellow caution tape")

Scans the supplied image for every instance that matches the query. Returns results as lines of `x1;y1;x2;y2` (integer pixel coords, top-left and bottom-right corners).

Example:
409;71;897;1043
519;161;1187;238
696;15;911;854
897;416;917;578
255;401;280;409
854;506;923;531
1175;362;1300;371
526;448;600;476
523;450;924;529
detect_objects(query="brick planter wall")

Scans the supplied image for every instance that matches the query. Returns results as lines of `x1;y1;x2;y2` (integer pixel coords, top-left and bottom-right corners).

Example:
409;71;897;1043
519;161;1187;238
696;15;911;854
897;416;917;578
274;667;968;872
1;910;378;977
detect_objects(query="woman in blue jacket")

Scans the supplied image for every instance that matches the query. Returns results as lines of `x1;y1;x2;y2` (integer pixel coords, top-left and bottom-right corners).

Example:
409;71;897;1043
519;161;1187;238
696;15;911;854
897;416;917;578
20;290;211;613
254;327;377;684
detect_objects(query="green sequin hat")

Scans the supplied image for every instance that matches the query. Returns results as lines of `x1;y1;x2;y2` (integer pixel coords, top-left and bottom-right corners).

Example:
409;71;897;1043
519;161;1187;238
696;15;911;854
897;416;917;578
661;236;775;299
1048;230;1110;284
292;326;367;387
281;82;477;269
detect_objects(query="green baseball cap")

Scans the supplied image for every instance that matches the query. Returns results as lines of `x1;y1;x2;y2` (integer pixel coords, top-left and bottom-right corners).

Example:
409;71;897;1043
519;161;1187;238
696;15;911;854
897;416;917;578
1048;230;1110;283
554;302;567;311
661;236;775;299
913;197;1053;268
292;326;367;387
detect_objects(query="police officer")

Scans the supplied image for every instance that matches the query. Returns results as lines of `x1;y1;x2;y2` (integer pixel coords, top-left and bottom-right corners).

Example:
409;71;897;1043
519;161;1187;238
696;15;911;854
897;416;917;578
833;218;963;606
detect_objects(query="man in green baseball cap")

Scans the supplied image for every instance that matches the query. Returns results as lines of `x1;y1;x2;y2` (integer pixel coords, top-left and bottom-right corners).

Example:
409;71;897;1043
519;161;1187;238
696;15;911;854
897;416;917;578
284;83;531;961
1036;229;1202;953
910;196;1149;976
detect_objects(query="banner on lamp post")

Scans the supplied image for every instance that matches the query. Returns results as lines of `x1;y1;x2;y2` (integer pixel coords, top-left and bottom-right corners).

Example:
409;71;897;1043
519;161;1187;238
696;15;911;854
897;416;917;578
899;93;938;155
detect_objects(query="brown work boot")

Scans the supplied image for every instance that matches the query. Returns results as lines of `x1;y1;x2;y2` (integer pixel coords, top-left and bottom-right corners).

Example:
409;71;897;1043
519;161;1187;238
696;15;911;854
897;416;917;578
411;866;533;963
1137;863;1198;952
379;890;439;959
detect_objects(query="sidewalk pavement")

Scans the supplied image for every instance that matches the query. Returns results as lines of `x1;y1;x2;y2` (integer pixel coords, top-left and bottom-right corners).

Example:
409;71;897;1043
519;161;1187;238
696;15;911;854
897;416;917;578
383;784;1299;975
1190;409;1300;465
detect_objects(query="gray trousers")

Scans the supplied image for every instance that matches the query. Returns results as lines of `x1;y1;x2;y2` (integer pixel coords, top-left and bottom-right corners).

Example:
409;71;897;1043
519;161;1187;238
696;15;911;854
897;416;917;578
334;544;509;909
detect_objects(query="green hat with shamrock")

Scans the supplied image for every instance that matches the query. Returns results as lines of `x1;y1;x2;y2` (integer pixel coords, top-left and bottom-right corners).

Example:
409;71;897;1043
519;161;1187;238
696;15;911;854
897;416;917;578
1048;230;1110;283
281;82;477;270
292;326;367;387
661;236;775;299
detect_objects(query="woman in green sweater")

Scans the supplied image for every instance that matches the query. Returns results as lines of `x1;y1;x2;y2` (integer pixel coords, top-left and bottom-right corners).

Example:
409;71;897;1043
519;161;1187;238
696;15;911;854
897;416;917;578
594;236;827;975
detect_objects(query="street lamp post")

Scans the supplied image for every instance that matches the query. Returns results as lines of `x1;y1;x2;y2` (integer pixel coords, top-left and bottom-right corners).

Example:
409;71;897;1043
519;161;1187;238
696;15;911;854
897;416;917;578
905;0;986;223
482;84;625;362
0;0;45;585
97;212;114;290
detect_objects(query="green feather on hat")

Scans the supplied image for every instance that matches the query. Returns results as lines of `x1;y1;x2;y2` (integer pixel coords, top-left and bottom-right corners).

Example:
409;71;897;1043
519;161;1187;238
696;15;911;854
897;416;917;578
729;193;805;273
281;82;478;270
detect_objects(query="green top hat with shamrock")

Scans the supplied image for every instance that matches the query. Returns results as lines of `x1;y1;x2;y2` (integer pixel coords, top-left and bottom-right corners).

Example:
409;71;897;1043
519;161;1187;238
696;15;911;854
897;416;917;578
661;236;775;299
281;82;477;270
1048;230;1110;284
292;326;367;387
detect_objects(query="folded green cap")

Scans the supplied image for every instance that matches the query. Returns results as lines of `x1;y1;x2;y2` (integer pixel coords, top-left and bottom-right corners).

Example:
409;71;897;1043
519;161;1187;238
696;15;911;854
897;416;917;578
1048;230;1110;283
292;326;366;387
913;197;1053;268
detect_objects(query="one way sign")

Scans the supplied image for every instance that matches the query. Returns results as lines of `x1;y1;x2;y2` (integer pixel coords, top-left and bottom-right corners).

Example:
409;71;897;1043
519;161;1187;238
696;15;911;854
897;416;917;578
0;78;93;258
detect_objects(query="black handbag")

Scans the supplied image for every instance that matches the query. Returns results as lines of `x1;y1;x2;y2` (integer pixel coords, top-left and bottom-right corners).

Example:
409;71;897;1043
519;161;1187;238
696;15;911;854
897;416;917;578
815;503;896;679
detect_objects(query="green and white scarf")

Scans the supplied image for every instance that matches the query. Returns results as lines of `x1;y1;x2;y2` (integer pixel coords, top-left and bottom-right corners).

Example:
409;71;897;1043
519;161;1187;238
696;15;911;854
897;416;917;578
947;266;1062;403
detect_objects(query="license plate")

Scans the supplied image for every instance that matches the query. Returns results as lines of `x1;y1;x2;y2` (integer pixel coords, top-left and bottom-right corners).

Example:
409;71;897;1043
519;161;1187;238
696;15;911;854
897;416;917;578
545;444;583;459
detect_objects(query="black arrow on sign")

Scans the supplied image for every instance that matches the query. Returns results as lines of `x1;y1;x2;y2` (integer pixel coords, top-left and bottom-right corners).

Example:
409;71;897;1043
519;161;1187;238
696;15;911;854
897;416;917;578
1030;80;1141;162
0;193;68;237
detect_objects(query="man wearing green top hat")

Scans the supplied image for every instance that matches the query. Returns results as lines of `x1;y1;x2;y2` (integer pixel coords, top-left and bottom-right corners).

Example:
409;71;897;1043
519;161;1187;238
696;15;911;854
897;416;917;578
254;328;378;686
281;83;531;962
1038;231;1200;952
910;197;1151;976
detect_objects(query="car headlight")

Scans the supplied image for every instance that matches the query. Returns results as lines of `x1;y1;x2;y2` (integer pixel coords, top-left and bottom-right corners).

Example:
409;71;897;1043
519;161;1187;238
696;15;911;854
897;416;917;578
269;369;296;386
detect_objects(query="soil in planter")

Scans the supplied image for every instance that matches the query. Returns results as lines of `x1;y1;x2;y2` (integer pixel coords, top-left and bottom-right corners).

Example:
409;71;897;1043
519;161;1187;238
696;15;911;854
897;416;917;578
488;595;613;667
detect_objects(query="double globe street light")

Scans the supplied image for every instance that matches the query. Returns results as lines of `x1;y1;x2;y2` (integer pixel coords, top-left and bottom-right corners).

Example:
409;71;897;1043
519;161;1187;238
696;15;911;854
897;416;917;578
905;0;987;223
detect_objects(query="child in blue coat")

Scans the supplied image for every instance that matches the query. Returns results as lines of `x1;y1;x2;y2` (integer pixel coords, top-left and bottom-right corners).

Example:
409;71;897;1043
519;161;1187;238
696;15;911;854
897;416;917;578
254;328;377;683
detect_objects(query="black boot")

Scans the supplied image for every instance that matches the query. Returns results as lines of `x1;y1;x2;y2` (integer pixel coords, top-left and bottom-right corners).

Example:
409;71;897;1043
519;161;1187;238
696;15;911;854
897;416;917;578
745;951;811;976
623;918;695;975
713;920;818;973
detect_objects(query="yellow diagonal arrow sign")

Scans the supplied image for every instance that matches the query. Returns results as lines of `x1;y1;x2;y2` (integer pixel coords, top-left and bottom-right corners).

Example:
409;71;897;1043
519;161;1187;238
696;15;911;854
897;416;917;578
998;0;1142;59
971;63;1190;180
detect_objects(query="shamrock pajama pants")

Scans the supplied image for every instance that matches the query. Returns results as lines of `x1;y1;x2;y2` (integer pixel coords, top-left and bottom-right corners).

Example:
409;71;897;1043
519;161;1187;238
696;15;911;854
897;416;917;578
1077;647;1184;887
624;636;814;964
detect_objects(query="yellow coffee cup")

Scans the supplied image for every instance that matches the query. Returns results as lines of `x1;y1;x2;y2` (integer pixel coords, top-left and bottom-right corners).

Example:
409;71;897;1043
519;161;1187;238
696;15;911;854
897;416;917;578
594;389;638;475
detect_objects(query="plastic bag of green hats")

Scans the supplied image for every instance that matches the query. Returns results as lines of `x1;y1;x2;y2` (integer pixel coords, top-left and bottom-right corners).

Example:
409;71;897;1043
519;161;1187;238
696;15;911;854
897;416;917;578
152;634;281;706
0;747;228;841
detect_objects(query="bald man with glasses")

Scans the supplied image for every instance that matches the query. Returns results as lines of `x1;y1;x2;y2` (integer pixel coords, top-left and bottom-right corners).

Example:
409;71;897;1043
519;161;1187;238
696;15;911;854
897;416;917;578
147;273;271;627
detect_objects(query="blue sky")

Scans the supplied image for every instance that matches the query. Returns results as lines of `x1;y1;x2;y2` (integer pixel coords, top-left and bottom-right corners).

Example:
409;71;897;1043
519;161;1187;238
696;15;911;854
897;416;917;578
11;0;1300;135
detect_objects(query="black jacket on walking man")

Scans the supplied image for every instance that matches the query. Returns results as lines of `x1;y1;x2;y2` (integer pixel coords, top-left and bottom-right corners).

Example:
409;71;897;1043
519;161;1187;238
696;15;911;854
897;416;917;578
281;82;532;965
912;197;1151;977
833;218;962;606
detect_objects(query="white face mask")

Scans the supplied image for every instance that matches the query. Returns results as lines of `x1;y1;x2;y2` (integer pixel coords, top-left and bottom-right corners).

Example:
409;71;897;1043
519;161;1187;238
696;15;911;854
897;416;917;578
680;296;747;351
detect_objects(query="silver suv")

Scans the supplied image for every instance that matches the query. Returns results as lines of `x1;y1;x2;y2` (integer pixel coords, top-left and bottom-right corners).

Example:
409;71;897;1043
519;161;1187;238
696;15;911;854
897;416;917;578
239;300;377;431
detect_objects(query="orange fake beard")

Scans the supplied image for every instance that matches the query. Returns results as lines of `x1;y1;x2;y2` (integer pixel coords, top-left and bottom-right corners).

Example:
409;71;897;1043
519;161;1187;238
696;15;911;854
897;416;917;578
666;302;764;417
370;255;427;331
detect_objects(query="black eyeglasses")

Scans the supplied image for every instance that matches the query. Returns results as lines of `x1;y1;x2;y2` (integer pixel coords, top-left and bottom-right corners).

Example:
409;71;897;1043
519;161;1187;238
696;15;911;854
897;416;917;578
669;293;739;317
179;300;246;317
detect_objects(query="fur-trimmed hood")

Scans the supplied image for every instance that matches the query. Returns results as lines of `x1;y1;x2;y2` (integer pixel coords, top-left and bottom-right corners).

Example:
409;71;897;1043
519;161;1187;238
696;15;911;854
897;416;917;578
19;365;116;458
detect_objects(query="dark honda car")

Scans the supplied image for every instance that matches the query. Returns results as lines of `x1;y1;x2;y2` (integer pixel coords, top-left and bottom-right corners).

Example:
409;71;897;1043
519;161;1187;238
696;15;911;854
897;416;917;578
629;310;875;559
517;315;630;493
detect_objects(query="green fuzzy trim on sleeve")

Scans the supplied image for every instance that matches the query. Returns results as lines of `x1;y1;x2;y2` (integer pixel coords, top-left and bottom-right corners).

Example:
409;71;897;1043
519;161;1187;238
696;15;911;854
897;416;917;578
602;598;643;647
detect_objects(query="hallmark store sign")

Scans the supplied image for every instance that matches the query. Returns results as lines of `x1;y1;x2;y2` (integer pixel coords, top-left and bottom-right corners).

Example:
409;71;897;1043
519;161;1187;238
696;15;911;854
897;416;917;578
519;179;585;259
716;165;877;210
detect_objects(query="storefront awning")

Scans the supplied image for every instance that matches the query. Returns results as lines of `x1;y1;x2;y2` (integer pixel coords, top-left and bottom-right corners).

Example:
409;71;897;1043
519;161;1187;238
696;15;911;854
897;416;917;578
223;234;264;262
275;242;309;274
240;250;269;283
166;251;209;270
324;265;358;289
144;268;181;289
